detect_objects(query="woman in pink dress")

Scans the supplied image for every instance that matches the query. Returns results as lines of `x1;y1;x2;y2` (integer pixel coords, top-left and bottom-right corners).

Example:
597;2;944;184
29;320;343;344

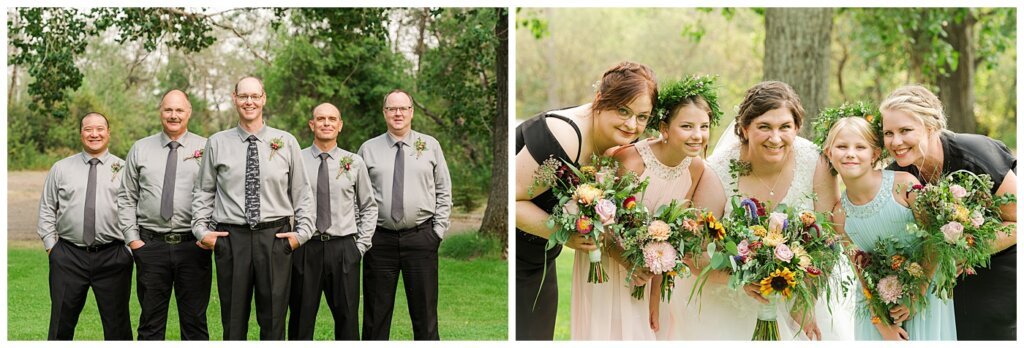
569;75;722;340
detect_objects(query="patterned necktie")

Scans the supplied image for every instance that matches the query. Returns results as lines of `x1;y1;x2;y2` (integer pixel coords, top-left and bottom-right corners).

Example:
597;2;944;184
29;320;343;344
160;141;181;221
391;141;405;223
84;158;100;245
316;152;332;233
244;135;261;228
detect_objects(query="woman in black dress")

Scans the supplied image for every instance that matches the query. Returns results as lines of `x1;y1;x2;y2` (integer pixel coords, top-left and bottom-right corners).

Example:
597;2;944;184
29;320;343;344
879;85;1017;340
515;61;658;340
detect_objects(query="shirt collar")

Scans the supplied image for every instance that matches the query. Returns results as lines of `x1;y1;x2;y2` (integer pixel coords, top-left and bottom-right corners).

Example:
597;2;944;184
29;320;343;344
160;131;191;147
311;144;341;159
385;129;417;147
79;150;111;164
234;123;269;142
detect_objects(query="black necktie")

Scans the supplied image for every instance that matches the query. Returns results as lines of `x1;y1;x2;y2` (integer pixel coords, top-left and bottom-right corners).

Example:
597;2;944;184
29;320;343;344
316;152;332;233
84;158;100;245
160;141;181;221
391;141;405;223
244;135;261;228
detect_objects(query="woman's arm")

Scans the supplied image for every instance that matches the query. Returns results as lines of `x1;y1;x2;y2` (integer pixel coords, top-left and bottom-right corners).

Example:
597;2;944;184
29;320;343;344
992;169;1017;253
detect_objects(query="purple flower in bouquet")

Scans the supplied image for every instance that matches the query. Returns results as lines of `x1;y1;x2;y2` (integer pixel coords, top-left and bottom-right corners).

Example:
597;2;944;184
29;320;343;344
876;275;904;304
970;210;984;228
774;243;794;262
950;184;968;199
643;242;677;274
941;221;964;244
768;212;788;233
595;199;617;225
648;220;671;242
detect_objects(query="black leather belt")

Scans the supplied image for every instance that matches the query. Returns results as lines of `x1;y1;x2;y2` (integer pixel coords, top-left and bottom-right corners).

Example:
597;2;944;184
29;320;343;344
311;233;355;242
217;217;291;231
140;228;195;245
61;238;122;252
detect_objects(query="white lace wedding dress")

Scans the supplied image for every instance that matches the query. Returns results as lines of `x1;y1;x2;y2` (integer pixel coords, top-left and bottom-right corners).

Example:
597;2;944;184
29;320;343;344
665;121;855;340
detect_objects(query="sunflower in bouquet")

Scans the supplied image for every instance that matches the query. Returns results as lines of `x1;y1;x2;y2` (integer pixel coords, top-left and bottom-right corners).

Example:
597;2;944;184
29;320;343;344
906;170;1015;299
720;197;843;341
617;199;704;301
534;154;649;283
850;236;930;327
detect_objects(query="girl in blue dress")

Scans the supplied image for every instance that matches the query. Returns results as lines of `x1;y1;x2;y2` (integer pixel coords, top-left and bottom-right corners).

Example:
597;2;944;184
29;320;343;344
824;116;956;340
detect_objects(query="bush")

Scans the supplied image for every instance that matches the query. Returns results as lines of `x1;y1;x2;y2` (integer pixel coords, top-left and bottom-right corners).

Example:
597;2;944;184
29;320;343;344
439;232;502;261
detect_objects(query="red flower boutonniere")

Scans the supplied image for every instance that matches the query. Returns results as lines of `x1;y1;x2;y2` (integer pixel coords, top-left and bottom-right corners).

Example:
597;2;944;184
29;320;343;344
110;162;123;182
337;155;354;180
184;149;204;163
414;138;427;159
269;137;284;160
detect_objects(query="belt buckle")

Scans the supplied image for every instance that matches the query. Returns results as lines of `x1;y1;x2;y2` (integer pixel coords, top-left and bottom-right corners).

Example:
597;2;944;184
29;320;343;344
319;234;330;242
165;234;182;245
85;244;101;252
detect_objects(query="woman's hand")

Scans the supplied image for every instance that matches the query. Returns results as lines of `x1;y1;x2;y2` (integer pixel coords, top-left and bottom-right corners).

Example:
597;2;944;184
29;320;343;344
742;284;769;304
564;233;597;251
790;310;821;340
889;304;911;324
875;322;909;341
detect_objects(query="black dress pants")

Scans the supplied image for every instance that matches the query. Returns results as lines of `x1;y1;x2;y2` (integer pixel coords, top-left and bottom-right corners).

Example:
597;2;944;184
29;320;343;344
215;218;293;340
287;235;361;340
47;239;133;340
514;230;561;341
362;219;440;340
133;230;212;340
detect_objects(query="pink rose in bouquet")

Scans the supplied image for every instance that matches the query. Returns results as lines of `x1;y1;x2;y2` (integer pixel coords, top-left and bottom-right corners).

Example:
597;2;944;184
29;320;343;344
774;243;794;262
950;184;968;199
941;221;963;244
595;199;617;225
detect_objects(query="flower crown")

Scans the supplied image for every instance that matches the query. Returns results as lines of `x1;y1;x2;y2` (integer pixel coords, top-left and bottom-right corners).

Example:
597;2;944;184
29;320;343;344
811;101;885;174
652;74;723;127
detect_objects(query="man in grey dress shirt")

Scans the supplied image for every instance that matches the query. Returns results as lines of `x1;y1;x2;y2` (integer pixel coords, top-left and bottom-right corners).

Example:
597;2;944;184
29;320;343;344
38;112;132;340
117;90;210;340
358;89;452;340
288;103;378;340
191;76;315;340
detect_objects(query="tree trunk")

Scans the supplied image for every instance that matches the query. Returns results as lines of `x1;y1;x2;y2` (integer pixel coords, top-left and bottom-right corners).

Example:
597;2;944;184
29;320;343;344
763;8;833;137
479;8;509;257
936;10;976;133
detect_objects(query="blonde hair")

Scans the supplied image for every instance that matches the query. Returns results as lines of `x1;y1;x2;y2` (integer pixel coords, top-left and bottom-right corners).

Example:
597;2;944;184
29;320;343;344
879;85;946;132
823;117;882;166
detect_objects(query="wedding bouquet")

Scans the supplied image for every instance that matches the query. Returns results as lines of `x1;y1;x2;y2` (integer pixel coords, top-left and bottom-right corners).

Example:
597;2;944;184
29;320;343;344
906;170;1015;299
851;237;930;327
617;199;703;301
534;154;649;283
720;197;843;340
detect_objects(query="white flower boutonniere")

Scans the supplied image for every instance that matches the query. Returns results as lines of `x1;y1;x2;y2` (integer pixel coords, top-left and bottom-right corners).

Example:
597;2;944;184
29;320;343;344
110;162;124;182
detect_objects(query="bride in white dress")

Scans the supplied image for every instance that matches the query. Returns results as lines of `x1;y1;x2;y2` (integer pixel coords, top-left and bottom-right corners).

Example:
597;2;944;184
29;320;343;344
669;81;855;340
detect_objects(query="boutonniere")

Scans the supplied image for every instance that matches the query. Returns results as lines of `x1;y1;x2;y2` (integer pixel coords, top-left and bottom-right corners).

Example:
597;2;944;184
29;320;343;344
336;155;354;180
110;162;123;181
184;149;204;163
414;137;427;159
269;137;284;160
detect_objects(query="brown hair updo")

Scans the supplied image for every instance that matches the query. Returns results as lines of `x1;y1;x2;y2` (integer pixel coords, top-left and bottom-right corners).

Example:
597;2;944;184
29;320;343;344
734;81;805;144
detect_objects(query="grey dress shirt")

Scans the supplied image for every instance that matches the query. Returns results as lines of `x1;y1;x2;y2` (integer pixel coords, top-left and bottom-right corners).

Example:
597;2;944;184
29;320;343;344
302;145;378;254
191;124;315;245
357;130;452;238
118;131;207;242
37;151;126;250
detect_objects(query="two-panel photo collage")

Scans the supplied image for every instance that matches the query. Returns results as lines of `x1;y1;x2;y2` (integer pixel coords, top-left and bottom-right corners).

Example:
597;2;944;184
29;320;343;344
3;4;1020;344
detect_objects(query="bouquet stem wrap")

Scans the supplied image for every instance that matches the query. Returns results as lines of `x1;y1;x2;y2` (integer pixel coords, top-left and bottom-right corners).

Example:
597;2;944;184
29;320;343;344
588;249;608;283
752;296;780;341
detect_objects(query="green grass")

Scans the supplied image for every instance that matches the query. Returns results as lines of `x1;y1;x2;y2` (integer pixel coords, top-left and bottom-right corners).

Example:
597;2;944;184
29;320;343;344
438;231;503;260
7;246;507;340
554;248;575;340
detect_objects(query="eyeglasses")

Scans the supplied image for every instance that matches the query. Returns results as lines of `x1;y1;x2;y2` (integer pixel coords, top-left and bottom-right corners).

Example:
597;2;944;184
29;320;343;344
384;106;413;113
236;94;263;102
616;106;652;125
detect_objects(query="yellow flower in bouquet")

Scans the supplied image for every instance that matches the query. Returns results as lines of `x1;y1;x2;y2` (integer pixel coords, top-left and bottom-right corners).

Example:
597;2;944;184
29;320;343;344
574;184;603;206
647;220;671;242
580;165;597;176
759;267;797;298
791;244;811;269
953;205;971;224
763;230;786;247
750;225;768;238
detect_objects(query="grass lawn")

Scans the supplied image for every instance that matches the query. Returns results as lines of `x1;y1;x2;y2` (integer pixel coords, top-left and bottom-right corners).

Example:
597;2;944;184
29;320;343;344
7;246;507;340
554;248;575;340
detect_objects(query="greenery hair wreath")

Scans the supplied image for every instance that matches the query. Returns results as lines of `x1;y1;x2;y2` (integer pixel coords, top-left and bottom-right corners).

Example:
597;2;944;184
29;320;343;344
811;101;886;174
652;74;723;127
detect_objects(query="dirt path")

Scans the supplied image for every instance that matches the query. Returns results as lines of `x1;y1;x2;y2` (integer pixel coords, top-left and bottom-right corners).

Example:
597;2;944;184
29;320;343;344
8;171;483;248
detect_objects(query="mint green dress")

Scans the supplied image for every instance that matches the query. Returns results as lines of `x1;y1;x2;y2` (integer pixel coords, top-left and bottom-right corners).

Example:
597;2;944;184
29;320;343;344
841;170;956;340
